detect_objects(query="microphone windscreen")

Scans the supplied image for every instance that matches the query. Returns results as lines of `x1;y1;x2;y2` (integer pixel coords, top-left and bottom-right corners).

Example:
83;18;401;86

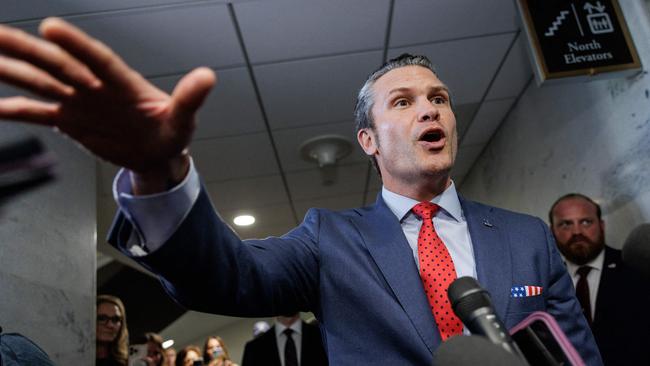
433;335;526;366
622;223;650;278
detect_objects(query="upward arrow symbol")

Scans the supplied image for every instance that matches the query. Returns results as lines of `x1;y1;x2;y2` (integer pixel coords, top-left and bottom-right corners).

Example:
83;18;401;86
584;1;606;14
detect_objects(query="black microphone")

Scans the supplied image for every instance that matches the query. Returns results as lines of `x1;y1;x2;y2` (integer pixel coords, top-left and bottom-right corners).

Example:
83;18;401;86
448;277;522;357
434;335;526;366
622;223;650;278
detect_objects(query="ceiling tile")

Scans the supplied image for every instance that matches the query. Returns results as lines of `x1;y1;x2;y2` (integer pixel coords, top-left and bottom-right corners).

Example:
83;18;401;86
205;175;289;212
390;0;519;47
389;33;516;104
234;0;390;64
0;0;228;23
36;3;245;77
454;103;480;139
219;203;297;238
452;143;484;179
461;98;515;146
272;121;367;172
286;164;367;201
293;192;366;221
150;67;265;139
254;51;383;129
486;33;533;101
190;133;280;182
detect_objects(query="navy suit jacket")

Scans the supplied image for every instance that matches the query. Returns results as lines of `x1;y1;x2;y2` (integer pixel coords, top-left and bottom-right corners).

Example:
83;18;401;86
241;322;327;366
109;188;601;365
591;246;650;365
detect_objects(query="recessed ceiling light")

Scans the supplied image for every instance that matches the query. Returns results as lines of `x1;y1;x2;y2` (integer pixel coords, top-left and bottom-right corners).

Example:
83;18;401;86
234;215;256;226
162;339;174;349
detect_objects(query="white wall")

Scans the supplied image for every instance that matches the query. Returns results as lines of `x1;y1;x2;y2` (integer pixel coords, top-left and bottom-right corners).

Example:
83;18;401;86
0;124;96;363
460;0;650;248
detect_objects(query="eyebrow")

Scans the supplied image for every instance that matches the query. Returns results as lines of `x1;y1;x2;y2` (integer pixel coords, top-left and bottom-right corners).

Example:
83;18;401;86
387;85;450;97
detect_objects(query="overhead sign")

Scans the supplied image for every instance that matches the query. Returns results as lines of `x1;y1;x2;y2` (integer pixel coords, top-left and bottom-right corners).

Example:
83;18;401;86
517;0;641;84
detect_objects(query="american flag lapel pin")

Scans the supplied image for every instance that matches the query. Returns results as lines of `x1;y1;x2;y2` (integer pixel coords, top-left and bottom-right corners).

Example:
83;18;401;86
510;285;543;297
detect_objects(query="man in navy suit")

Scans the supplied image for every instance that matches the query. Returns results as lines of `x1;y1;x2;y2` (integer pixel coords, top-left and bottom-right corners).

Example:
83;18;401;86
0;19;601;365
550;194;650;365
241;314;327;366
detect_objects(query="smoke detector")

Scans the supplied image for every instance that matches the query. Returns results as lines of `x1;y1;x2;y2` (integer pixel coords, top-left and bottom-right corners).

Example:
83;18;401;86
299;135;352;185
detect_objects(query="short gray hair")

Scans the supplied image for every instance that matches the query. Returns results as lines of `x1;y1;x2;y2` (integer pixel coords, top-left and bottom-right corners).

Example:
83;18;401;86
353;54;438;176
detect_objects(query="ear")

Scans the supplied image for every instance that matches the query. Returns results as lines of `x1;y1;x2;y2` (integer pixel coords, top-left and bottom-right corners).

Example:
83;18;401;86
357;128;378;156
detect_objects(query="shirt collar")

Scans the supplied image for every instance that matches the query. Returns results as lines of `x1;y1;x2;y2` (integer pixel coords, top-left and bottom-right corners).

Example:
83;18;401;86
381;181;463;222
275;319;302;337
564;248;605;276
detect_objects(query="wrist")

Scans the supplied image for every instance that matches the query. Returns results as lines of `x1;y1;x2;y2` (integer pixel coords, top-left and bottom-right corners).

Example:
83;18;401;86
130;152;191;195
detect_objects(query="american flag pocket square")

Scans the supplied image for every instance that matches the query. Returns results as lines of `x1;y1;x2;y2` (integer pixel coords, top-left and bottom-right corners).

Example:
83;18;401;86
511;285;543;297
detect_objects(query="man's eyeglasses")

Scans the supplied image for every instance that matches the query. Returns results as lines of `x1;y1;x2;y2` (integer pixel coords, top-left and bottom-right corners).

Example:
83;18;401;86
97;314;122;324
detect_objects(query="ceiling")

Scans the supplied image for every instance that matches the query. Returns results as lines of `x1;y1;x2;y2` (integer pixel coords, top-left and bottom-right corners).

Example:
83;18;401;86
2;0;533;350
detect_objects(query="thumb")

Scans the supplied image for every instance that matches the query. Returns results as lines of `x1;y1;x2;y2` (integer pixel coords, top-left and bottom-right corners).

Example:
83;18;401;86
170;67;217;122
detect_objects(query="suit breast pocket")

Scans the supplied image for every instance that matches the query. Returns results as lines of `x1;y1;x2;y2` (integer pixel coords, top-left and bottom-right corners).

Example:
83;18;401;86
507;296;545;314
505;296;546;327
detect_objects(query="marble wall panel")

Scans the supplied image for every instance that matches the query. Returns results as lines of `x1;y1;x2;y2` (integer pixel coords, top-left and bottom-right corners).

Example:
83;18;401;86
460;0;650;248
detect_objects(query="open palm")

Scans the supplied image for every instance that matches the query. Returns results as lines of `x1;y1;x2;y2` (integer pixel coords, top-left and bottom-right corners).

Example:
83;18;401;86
0;18;215;179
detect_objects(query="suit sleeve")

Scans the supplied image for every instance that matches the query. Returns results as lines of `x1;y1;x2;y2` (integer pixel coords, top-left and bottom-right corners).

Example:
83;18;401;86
108;185;321;317
538;219;603;365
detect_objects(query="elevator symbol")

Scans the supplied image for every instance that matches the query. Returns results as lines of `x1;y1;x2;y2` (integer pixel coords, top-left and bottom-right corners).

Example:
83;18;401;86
584;2;614;34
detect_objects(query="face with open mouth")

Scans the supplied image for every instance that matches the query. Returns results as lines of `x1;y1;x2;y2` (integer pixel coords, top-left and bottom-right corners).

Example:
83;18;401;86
357;65;457;196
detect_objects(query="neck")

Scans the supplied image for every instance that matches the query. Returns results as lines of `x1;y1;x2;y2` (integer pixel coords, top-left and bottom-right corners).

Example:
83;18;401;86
97;342;110;359
384;174;451;202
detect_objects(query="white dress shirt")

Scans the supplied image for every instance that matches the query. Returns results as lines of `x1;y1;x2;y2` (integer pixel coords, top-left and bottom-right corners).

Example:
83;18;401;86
274;320;303;366
564;249;604;318
381;183;477;279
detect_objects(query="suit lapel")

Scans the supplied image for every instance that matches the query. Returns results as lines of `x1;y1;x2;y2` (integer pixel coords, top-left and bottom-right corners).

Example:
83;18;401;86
264;326;282;366
461;199;512;318
351;196;439;354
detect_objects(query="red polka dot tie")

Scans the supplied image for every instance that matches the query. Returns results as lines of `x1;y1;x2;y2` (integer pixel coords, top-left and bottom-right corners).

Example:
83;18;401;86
412;202;463;340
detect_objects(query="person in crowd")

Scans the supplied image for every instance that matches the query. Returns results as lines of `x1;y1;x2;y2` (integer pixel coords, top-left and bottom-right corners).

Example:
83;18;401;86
0;19;601;365
165;347;177;366
175;345;202;366
252;321;270;339
549;193;650;365
141;332;167;366
202;336;238;366
96;295;129;366
242;314;327;366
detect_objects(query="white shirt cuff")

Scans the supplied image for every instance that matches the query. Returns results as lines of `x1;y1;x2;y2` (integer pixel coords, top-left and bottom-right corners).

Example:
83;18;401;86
112;158;201;254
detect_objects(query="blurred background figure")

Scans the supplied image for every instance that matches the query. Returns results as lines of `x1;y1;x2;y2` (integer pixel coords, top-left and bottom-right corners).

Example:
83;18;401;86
203;336;238;366
143;332;167;366
252;321;271;339
242;314;327;366
175;345;202;366
96;295;129;366
164;347;177;366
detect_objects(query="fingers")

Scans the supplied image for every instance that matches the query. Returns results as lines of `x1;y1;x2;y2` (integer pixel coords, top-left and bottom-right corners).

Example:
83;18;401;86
0;97;60;126
0;55;74;99
0;23;99;90
40;17;146;97
170;67;217;123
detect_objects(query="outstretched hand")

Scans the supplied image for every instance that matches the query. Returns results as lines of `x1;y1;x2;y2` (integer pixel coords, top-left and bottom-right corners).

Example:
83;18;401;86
0;17;216;193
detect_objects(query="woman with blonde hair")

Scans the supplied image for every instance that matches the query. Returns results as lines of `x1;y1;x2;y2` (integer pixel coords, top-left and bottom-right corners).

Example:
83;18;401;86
96;294;129;366
203;336;238;366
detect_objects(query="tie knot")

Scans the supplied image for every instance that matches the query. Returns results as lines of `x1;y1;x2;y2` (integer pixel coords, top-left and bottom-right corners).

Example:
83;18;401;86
577;265;592;277
412;202;439;220
283;328;294;336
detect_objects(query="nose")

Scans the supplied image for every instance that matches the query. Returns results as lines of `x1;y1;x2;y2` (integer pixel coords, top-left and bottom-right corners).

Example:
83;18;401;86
417;98;440;122
570;221;583;235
